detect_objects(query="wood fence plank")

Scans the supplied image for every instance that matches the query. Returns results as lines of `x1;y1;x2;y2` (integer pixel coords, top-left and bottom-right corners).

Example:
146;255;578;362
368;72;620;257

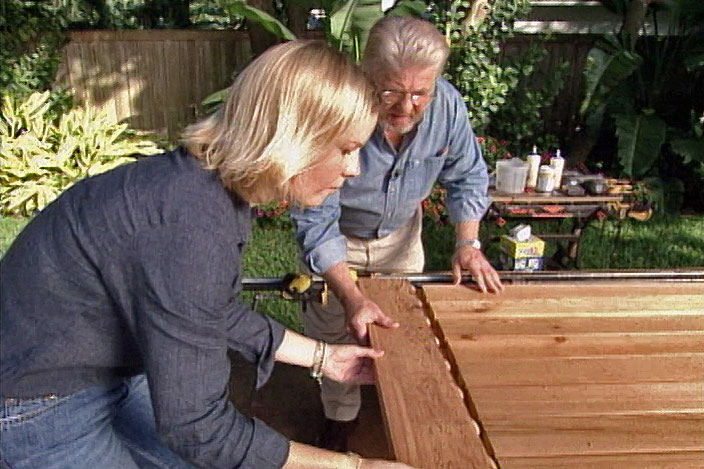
361;278;495;469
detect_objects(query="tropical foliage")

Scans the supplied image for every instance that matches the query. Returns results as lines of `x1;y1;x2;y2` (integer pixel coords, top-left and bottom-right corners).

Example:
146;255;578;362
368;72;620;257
0;91;161;216
430;0;567;155
577;0;704;210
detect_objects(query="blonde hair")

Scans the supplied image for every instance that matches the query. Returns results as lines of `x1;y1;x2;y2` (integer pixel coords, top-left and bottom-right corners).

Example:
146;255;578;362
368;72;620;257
362;17;449;82
182;40;377;203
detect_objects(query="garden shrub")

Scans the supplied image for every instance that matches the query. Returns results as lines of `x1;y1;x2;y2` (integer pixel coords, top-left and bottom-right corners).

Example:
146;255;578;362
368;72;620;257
0;0;72;115
0;91;161;216
431;0;567;156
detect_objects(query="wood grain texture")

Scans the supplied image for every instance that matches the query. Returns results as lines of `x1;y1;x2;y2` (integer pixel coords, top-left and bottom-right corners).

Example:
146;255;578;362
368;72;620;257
421;281;704;468
360;278;495;469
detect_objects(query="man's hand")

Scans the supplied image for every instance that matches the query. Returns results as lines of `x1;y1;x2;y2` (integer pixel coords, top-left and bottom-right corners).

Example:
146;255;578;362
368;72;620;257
342;294;398;344
451;245;503;293
322;344;384;384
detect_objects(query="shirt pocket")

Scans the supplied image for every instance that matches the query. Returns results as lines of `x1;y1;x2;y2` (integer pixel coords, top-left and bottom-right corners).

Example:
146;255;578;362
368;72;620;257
407;149;448;200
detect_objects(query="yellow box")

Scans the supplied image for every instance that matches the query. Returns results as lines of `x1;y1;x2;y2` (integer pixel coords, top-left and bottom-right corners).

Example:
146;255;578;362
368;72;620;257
500;235;545;259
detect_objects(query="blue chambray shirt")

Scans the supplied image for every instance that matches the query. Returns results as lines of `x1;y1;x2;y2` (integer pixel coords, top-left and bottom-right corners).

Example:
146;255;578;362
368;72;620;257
292;78;490;275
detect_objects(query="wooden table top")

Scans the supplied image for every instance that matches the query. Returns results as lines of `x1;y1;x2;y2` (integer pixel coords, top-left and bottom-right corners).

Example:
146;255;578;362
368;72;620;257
490;190;624;204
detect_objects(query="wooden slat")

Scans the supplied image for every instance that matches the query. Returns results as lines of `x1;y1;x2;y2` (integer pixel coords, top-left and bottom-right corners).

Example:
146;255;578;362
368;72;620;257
498;451;704;469
458;354;704;386
470;382;704;417
361;278;495;469
445;331;704;359
486;413;704;457
433;313;704;335
420;280;704;467
422;282;704;303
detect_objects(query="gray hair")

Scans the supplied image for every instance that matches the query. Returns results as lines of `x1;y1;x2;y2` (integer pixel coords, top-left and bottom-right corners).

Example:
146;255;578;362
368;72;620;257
361;16;449;82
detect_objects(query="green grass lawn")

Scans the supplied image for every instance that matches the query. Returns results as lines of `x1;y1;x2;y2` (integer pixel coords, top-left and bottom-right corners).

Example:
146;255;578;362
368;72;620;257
3;214;703;331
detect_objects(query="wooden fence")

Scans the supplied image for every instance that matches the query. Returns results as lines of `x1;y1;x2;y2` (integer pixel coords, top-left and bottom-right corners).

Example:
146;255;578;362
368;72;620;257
57;30;251;141
56;29;596;142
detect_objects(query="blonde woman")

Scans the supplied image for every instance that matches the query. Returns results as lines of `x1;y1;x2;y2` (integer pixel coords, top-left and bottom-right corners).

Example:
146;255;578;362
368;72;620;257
0;41;415;469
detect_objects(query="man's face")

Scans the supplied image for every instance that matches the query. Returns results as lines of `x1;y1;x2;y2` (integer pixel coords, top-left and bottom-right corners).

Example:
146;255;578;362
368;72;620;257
375;65;438;135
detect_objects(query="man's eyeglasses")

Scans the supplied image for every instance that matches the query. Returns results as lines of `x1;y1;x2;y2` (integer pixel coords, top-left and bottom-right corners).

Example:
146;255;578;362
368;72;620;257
379;90;433;105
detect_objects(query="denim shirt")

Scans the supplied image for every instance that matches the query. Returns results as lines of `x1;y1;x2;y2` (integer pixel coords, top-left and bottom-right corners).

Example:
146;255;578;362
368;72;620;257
1;149;289;468
292;78;490;274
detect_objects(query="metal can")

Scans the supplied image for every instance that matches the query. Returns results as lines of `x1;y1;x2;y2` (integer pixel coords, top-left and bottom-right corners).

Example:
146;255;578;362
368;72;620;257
536;165;555;193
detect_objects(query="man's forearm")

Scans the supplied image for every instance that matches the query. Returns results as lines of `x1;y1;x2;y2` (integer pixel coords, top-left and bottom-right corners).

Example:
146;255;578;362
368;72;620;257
455;220;480;241
322;261;364;308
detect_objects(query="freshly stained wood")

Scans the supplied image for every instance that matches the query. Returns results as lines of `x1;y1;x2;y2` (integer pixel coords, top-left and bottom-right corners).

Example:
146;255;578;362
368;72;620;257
360;278;494;469
420;280;704;468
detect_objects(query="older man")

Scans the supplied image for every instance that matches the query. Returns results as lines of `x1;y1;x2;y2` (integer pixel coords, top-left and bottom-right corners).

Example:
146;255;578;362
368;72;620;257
291;16;503;450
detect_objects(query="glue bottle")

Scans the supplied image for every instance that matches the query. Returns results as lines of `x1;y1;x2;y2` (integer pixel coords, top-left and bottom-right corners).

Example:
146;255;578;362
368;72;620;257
550;149;565;190
525;145;541;189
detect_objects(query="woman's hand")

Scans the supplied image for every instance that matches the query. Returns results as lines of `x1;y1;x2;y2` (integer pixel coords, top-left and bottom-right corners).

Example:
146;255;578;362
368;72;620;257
322;343;384;384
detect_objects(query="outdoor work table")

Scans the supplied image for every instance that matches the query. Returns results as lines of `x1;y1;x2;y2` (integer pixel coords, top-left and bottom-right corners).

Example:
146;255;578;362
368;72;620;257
487;190;631;267
362;274;704;468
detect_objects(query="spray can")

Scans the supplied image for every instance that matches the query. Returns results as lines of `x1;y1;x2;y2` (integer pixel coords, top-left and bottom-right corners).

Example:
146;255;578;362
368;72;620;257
525;145;541;189
550;149;565;189
536;165;555;193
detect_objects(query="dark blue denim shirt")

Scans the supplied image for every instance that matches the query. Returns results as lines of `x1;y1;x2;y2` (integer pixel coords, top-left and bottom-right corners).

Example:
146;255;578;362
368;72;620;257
292;78;490;274
0;148;289;468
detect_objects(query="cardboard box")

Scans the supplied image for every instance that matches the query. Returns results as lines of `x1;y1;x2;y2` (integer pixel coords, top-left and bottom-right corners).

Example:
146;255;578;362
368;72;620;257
499;252;544;271
499;235;545;259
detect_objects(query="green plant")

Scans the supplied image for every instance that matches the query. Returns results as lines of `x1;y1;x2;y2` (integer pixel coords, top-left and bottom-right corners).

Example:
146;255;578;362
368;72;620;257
431;0;532;130
576;0;704;210
485;41;567;156
0;0;72;115
0;91;161;216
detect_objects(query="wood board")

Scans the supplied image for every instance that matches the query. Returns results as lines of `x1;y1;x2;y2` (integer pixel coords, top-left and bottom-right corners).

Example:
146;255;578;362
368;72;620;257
362;277;704;468
360;278;495;469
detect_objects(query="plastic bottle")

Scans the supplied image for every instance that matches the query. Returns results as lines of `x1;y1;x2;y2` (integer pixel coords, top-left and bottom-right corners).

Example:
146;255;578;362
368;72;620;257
525;145;541;189
550;149;565;190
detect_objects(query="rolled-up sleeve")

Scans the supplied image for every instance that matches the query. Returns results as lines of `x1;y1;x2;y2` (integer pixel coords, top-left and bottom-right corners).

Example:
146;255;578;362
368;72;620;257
438;93;490;223
290;192;348;275
132;224;289;469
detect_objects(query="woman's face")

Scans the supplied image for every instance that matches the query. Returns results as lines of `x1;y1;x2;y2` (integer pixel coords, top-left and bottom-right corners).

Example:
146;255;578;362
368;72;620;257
289;127;372;207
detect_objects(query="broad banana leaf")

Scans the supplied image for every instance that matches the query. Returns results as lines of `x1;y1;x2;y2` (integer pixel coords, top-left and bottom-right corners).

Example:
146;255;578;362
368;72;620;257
670;137;704;164
579;36;642;116
614;111;667;179
329;0;386;60
220;0;296;41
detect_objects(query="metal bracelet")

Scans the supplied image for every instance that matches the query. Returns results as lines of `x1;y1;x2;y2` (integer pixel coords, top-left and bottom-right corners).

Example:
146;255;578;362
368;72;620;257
310;340;326;383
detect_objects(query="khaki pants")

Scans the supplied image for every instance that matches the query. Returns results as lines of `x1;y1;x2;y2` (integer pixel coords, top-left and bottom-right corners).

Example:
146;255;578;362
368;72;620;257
302;208;424;421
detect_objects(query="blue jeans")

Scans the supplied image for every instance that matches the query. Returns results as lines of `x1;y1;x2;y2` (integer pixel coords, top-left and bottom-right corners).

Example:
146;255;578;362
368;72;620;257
0;375;195;469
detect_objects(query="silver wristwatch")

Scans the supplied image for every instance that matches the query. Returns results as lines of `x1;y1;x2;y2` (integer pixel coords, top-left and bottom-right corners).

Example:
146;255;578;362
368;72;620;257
456;238;481;250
